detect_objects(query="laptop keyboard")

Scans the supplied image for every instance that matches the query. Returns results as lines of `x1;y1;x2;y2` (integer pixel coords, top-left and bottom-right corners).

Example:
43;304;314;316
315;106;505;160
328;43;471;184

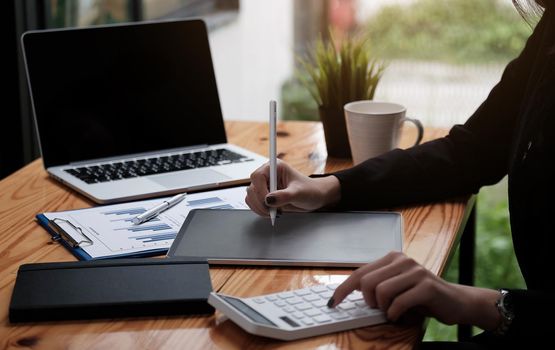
64;148;253;184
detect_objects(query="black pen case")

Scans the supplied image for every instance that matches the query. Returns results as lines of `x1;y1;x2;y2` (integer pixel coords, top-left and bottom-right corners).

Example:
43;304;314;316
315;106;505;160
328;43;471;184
9;257;214;322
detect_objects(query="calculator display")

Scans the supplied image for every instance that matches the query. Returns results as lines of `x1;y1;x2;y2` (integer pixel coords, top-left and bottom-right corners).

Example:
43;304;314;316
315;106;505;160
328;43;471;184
221;295;277;326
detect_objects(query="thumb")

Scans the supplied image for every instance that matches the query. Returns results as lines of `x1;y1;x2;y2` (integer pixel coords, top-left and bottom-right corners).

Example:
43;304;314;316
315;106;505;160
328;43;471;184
265;188;296;207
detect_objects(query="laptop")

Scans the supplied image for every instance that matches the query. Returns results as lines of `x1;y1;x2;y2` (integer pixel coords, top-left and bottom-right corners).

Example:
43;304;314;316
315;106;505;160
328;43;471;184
21;19;267;204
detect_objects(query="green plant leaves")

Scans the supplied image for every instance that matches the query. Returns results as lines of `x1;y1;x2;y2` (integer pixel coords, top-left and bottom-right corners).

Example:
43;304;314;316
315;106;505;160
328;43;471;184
297;31;385;111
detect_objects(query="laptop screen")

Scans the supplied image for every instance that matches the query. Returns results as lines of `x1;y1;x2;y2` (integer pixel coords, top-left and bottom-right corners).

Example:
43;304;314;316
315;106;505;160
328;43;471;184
22;19;227;168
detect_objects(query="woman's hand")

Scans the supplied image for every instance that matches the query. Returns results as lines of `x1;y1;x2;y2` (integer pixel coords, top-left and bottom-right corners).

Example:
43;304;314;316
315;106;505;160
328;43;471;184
245;160;341;216
329;251;502;330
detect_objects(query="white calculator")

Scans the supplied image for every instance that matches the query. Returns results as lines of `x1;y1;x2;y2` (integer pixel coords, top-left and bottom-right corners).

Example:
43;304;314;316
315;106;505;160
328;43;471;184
208;284;386;341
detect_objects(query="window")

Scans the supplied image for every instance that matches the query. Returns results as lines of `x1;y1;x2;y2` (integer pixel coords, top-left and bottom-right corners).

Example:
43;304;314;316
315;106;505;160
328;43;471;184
43;0;529;126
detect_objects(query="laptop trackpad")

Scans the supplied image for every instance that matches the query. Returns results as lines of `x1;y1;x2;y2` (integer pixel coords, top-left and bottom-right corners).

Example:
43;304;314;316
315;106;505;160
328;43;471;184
149;169;231;189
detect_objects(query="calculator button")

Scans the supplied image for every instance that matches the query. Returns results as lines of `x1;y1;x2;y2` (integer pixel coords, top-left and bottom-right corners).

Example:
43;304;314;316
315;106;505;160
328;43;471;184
311;299;328;308
312;315;332;323
349;308;370;317
294;289;311;297
278;292;295;299
327;283;340;290
304;309;322;317
338;302;356;311
302;294;320;302
301;319;315;326
253;298;265;304
295;303;313;311
320;291;333;299
274;300;287;307
330;312;350;320
321;307;339;314
282;306;295;313
347;292;364;302
265;295;278;302
292;312;305;319
355;301;367;308
286;297;303;305
310;285;329;293
366;308;384;315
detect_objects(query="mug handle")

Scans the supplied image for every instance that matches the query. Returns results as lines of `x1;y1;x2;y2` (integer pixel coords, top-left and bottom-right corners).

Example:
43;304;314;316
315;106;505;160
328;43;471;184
402;117;424;146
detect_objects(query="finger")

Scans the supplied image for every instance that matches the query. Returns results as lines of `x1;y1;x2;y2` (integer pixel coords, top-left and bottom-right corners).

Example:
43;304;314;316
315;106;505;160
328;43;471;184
245;193;261;216
250;162;270;193
253;162;270;177
246;197;267;217
372;266;423;311
265;187;299;208
246;186;268;216
279;204;309;213
361;258;421;309
329;251;403;307
249;170;270;211
276;159;292;187
386;282;431;322
358;264;405;309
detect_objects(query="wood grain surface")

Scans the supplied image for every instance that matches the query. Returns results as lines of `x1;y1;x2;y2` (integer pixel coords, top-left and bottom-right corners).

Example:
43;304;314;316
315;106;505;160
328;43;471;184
0;121;470;349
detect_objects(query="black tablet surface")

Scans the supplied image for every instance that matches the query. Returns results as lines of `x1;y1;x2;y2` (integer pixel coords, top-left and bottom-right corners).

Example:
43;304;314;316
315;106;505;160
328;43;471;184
167;209;403;267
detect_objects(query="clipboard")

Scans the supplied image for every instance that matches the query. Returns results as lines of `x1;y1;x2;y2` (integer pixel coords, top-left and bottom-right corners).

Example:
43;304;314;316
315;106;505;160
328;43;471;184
36;214;168;261
37;214;91;261
36;186;249;261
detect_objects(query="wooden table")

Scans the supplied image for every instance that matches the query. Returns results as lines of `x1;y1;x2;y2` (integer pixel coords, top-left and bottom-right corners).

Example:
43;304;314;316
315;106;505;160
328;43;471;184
0;120;472;349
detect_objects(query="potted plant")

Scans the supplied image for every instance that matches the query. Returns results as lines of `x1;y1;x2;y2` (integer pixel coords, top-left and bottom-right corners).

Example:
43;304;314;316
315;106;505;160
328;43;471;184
298;33;385;158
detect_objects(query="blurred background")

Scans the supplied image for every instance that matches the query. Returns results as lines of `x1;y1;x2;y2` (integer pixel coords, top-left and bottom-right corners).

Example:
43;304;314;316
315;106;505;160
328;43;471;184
5;0;530;341
25;0;530;126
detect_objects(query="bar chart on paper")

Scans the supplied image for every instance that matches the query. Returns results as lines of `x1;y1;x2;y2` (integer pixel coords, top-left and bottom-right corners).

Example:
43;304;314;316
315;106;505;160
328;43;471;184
42;186;248;259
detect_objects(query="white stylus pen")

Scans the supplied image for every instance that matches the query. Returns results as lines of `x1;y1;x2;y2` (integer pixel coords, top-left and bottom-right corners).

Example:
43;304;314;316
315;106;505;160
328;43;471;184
132;193;187;225
269;100;277;227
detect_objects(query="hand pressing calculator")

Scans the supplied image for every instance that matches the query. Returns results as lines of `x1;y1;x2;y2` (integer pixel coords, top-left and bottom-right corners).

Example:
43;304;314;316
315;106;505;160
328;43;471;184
208;284;386;341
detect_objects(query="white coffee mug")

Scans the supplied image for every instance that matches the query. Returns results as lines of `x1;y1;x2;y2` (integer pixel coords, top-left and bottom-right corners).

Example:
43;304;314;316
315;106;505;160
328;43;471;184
344;101;423;165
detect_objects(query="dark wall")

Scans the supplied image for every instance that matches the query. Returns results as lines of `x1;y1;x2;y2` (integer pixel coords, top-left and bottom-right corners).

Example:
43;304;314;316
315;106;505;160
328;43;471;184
1;0;42;179
1;0;25;179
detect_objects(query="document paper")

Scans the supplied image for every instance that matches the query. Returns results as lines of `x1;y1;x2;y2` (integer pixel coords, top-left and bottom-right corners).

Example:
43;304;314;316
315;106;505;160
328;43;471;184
41;186;248;259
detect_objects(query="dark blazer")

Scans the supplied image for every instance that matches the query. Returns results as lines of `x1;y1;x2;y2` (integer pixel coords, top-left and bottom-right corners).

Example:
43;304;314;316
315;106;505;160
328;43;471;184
333;7;555;342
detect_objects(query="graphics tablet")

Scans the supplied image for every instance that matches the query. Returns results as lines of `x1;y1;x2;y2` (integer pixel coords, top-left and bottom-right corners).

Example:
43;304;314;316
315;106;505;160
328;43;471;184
167;209;403;267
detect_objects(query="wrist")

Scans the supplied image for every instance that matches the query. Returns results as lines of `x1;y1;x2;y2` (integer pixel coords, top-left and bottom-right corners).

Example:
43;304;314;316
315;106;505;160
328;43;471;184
316;175;341;207
455;284;501;331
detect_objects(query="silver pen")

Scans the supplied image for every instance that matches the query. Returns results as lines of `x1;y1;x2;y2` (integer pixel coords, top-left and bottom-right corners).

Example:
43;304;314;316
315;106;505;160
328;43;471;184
132;193;187;225
269;100;277;226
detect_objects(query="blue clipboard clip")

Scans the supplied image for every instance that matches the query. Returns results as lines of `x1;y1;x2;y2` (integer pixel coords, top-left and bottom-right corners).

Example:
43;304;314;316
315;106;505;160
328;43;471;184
50;218;94;248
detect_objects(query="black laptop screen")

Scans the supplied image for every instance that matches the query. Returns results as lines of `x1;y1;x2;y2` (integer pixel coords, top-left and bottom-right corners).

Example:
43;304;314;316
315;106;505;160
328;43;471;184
22;19;227;168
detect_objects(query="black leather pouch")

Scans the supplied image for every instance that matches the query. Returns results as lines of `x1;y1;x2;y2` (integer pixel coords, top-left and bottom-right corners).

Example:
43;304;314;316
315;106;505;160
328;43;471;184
9;257;213;322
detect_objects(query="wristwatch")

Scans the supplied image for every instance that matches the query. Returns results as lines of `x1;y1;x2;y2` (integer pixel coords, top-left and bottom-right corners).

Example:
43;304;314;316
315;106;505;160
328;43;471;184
494;289;515;336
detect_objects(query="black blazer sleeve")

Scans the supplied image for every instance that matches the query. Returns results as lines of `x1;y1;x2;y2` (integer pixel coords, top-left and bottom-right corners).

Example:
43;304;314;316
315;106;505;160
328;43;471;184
506;288;555;339
332;16;546;211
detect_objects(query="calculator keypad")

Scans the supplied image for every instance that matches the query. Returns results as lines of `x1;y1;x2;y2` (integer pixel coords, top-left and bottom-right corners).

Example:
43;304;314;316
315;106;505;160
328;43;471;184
244;284;381;328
